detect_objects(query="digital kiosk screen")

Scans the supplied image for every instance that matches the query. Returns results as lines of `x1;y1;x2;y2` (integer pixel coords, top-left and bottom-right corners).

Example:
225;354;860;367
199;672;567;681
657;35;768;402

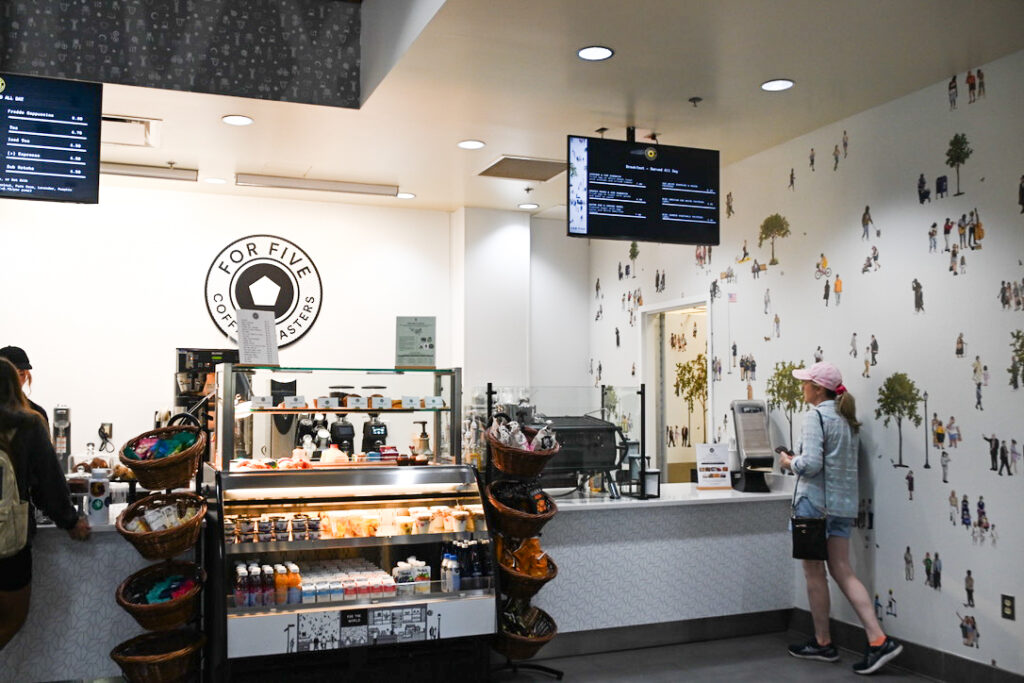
0;73;102;204
567;135;719;245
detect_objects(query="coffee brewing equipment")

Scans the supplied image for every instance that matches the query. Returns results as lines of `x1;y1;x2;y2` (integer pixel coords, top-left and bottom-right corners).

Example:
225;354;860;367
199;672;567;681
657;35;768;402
175;348;239;432
52;405;71;471
330;415;356;455
361;413;388;452
730;400;774;493
411;420;433;458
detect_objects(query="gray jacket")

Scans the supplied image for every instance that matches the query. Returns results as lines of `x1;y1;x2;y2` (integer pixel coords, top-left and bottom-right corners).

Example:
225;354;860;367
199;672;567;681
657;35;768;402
791;400;859;518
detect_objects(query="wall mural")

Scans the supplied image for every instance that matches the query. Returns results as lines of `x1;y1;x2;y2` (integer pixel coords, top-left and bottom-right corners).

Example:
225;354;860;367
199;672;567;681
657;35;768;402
588;55;1024;670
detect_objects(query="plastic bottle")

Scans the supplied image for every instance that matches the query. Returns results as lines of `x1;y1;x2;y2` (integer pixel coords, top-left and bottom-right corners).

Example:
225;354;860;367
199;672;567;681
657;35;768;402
261;565;276;606
469;541;483;589
87;468;110;525
449;552;461;592
234;567;249;608
248;565;262;607
286;563;302;604
274;564;289;605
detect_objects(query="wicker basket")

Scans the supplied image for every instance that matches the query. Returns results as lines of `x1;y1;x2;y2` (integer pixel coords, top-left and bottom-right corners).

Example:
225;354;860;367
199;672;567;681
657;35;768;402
110;629;205;683
116;561;206;631
485;482;557;539
116;493;207;561
498;555;558;600
487;427;560;478
493;607;558;660
119;426;206;491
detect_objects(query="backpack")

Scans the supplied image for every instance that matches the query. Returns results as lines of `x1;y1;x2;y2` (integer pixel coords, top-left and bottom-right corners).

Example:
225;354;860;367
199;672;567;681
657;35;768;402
0;428;29;558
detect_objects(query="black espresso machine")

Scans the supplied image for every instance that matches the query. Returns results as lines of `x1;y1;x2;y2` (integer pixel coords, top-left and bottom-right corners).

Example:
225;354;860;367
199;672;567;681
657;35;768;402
730;400;775;493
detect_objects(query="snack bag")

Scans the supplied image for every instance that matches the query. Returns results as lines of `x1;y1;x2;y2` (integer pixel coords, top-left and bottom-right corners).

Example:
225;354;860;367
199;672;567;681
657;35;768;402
512;537;550;578
530;425;556;452
508;422;530;450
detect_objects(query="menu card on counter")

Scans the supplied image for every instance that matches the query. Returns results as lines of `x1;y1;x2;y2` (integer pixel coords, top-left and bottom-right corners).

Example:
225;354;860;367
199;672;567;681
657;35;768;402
395;316;436;369
237;308;279;366
695;443;731;490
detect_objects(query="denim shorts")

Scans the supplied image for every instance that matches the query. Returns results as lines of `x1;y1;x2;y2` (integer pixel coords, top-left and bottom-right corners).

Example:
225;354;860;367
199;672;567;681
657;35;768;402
792;497;854;539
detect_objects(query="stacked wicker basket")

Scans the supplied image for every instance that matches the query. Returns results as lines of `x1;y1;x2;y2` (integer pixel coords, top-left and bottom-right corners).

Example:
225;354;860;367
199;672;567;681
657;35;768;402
486;426;560;661
110;424;207;683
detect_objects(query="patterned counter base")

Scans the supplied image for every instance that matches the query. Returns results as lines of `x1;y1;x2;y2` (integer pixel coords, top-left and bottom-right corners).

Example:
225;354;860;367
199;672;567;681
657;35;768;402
0;529;152;683
531;499;793;633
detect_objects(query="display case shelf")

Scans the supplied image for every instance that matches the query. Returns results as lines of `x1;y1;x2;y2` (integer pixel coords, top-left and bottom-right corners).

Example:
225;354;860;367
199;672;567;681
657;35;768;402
246;408;451;415
226;531;489;555
227;582;495;617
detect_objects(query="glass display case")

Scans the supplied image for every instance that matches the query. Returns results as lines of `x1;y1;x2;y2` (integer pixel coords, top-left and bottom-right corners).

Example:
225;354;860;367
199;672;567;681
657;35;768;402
201;366;494;677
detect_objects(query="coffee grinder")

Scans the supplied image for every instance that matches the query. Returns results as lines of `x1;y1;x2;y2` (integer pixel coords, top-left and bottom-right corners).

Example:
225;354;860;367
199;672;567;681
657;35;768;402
361;413;388;452
330;415;356;455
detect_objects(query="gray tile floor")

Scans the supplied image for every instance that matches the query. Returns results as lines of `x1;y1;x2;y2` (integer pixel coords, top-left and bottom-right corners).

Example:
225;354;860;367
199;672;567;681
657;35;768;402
490;632;926;682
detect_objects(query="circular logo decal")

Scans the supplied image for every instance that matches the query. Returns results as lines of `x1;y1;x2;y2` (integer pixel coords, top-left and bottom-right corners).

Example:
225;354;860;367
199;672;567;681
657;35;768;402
205;234;323;348
645;147;658;161
0;77;6;94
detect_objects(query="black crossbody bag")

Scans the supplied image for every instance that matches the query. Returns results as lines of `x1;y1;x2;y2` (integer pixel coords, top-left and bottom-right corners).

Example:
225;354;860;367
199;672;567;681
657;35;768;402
791;410;828;561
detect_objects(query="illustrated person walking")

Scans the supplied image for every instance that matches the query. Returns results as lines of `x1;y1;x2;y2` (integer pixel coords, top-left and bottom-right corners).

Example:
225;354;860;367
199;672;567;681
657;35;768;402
777;362;903;674
862;206;874;240
834;275;842;305
964;571;974;607
924;552;933;587
904;547;913;581
933;553;943;590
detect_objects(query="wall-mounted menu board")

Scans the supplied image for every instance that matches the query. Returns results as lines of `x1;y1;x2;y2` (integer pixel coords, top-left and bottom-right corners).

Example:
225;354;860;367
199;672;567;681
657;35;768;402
0;73;102;204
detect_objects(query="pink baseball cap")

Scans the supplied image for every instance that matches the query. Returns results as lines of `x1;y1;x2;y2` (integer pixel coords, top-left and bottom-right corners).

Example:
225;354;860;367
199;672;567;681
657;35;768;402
792;361;843;392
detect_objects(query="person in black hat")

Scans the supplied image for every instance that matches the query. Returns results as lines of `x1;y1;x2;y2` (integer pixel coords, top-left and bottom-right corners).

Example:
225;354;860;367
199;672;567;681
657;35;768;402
0;347;47;429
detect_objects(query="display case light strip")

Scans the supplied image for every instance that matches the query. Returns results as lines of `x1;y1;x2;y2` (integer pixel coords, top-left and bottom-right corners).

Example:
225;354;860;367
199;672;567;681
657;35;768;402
223;483;471;501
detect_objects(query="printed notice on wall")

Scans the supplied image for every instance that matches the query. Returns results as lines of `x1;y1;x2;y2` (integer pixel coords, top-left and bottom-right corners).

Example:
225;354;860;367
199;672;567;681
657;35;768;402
396;316;436;368
237;308;279;366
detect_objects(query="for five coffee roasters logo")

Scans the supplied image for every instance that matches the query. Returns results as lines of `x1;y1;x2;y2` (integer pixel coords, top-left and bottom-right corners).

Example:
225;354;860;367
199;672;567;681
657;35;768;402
205;235;323;347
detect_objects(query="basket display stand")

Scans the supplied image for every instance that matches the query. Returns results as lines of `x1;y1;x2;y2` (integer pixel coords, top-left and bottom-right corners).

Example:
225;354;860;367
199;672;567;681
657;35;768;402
482;383;564;681
111;412;209;683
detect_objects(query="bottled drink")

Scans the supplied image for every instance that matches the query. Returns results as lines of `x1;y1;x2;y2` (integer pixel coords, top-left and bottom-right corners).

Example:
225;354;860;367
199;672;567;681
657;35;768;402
248;566;262;606
261;565;276;606
87;468;110;526
286;563;302;604
450;552;461;591
274;564;288;605
234;567;249;608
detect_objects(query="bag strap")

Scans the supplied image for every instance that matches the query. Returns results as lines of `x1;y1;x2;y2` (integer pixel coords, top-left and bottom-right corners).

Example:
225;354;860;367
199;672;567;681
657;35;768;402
791;409;828;516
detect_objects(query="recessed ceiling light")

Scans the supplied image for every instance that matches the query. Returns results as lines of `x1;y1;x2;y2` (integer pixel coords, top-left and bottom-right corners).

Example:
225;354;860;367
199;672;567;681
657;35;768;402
203;177;227;185
518;202;540;210
577;45;614;61
221;114;254;126
396;192;416;200
457;139;486;150
760;79;794;92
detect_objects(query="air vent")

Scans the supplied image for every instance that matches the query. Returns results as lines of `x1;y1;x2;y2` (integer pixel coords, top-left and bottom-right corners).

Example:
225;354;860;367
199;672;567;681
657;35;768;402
101;115;162;147
478;155;566;182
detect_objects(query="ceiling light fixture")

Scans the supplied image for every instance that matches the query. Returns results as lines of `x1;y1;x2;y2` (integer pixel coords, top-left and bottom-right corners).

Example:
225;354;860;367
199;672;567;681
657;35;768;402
100;162;198;182
518;187;539;211
203;177;227;185
234;173;399;196
221;114;254;126
457;139;486;150
577;45;614;61
760;79;794;92
396;192;416;200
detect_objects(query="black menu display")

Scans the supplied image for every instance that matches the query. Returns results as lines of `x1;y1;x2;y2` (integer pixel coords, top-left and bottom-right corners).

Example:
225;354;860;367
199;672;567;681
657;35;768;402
0;73;102;204
567;135;719;245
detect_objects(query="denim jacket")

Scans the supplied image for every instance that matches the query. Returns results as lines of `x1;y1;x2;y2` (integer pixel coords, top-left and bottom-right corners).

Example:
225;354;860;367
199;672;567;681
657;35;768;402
791;400;859;518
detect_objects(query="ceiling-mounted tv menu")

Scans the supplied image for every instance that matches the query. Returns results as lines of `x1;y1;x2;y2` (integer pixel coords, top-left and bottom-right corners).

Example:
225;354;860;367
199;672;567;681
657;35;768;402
567;135;719;245
0;73;102;204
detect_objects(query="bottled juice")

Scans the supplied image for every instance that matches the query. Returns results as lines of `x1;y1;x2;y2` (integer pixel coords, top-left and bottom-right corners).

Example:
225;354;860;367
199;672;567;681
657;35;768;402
261;565;276;606
248;566;262;607
274;564;288;605
286;563;302;604
234;567;249;608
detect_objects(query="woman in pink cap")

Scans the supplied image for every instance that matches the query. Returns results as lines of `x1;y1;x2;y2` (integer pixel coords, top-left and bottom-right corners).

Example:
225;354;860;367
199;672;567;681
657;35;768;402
777;361;902;675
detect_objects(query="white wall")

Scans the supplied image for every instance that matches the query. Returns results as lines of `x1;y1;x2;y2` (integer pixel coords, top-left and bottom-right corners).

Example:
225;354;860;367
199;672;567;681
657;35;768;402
0;184;452;455
588;50;1024;674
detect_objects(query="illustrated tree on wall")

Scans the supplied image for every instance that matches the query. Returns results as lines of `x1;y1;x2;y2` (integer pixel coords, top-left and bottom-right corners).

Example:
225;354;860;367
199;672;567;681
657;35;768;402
602;385;620;421
875;372;923;468
1008;330;1024;390
758;213;791;265
945;133;973;196
629;240;639;277
765;360;806;448
674;352;708;440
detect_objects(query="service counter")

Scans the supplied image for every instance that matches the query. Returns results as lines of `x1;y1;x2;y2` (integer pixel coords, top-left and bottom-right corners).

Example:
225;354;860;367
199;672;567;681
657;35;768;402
0;507;150;683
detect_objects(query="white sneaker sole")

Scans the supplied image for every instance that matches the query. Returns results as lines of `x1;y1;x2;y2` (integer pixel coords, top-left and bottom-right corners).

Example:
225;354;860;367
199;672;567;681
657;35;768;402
854;643;904;675
789;650;840;663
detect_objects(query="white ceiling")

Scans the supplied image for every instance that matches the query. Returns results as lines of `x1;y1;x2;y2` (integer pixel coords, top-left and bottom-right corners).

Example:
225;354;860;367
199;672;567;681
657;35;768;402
98;0;1024;216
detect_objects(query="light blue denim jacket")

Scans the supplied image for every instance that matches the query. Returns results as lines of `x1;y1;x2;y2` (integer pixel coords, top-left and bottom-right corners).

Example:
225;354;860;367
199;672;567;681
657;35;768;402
791;400;859;518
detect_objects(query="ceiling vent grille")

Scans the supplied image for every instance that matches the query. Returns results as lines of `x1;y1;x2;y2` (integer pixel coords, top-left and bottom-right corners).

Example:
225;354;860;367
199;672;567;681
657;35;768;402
478;155;566;182
101;115;162;147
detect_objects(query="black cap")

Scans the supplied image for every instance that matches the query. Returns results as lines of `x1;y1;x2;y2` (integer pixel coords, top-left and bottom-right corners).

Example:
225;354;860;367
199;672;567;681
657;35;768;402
0;346;31;370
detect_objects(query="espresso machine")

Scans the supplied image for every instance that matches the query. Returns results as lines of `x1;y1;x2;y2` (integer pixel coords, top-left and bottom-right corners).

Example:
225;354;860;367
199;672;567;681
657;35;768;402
330;415;356;455
730;400;774;493
175;348;240;430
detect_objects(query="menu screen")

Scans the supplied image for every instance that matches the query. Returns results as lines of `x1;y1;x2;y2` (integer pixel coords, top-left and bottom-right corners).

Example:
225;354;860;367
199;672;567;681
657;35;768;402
567;135;719;245
0;73;102;204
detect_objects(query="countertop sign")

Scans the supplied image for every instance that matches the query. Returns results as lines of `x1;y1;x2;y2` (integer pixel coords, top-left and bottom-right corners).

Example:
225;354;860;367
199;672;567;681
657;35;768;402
205;234;323;347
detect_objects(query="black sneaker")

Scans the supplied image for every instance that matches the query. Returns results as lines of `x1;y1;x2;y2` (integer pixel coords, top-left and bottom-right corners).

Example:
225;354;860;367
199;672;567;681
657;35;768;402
852;637;903;675
788;638;840;662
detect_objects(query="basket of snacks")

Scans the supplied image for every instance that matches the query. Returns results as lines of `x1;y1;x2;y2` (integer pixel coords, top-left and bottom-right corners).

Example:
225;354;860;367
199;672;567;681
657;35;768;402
119;425;206;491
496;536;558;600
116;561;206;631
116;492;207;561
485;480;557;540
494;601;558;660
110;628;205;683
486;422;559;479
